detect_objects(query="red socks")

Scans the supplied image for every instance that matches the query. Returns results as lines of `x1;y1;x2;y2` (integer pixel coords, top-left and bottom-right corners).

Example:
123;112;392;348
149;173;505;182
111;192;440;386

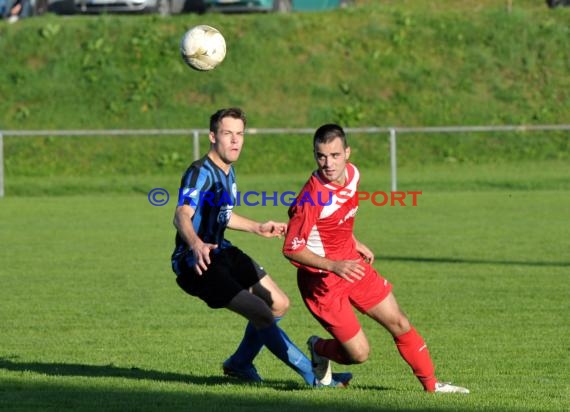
314;327;438;391
394;327;437;391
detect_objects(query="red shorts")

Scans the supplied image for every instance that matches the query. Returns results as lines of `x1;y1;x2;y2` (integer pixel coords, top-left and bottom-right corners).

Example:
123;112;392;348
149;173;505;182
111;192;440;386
297;262;392;343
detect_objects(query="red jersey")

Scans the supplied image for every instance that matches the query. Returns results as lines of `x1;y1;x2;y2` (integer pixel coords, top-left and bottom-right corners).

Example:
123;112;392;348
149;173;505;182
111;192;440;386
284;162;361;274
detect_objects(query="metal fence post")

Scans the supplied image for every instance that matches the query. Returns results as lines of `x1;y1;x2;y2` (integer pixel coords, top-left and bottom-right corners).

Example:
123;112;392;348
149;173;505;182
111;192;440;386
193;130;200;161
0;131;4;198
390;128;397;192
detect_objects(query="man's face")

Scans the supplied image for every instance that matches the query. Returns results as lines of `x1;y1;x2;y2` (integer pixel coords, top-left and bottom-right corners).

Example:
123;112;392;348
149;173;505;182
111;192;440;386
210;116;244;165
314;137;350;186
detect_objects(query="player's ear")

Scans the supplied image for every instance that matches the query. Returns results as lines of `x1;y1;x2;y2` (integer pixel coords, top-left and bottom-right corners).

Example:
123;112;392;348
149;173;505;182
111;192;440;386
345;146;351;160
208;131;217;144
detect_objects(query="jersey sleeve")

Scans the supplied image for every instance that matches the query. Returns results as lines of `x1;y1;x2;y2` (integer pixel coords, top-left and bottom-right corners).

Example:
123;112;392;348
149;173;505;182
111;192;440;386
283;187;322;256
177;165;211;209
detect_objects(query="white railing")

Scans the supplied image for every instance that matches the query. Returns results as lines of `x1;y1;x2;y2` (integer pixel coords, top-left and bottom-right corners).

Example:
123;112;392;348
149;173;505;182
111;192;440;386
1;124;569;197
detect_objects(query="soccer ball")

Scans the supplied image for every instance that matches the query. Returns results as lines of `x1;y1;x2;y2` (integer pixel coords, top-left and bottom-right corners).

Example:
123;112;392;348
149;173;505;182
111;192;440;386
180;25;226;71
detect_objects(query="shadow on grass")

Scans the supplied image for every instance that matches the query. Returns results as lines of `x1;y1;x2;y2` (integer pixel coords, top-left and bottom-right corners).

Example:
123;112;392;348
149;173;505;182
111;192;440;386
0;357;529;412
0;357;301;390
0;357;395;392
0;381;457;412
0;357;429;412
377;255;570;267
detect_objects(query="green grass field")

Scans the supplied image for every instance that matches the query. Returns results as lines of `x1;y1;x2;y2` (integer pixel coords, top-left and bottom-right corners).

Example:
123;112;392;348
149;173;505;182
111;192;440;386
1;163;569;411
2;0;568;409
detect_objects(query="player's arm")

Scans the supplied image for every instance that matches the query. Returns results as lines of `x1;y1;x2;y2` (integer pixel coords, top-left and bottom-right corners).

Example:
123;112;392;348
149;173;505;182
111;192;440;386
173;205;217;275
228;212;287;238
283;205;364;283
283;246;364;283
354;235;374;264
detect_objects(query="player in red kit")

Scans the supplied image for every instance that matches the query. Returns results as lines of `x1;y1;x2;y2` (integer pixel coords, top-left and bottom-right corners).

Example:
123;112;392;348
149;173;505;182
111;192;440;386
283;123;469;393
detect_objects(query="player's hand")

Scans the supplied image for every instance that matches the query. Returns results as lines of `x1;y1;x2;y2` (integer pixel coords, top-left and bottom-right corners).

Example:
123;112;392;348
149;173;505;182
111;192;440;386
330;259;365;283
258;221;287;238
191;241;218;275
356;242;375;265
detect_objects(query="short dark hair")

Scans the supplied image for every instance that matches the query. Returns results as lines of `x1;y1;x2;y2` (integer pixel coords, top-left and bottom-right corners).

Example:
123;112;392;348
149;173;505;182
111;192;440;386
313;124;348;149
209;107;247;133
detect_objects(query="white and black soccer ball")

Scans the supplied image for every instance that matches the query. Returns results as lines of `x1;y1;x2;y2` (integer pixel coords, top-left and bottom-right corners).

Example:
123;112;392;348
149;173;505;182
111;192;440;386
180;25;226;71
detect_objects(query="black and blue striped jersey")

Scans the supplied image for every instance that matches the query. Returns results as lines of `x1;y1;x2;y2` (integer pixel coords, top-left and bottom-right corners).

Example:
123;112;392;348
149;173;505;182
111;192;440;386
172;155;236;266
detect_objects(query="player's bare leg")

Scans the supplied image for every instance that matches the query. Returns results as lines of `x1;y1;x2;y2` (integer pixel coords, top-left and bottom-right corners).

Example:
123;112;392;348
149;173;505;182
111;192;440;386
338;329;370;364
365;292;436;390
223;275;290;381
311;293;409;365
366;292;468;393
225;289;349;387
365;292;411;337
250;275;290;318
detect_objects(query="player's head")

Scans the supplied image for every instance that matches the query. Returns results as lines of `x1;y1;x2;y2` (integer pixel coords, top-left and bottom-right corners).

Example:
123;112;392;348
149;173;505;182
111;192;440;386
208;108;246;169
210;107;247;133
313;124;349;150
313;124;351;185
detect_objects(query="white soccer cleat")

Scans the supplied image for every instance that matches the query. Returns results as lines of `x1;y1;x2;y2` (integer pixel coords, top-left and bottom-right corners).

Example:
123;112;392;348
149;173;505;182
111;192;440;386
434;382;470;394
307;336;332;385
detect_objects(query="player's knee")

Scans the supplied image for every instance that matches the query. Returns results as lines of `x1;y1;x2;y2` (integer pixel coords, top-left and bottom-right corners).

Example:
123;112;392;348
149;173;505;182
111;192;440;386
395;316;411;335
388;316;411;337
347;346;369;364
347;344;370;363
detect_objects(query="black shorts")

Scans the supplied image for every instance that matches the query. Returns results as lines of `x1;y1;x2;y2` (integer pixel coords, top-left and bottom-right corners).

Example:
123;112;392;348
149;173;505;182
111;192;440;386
173;246;267;309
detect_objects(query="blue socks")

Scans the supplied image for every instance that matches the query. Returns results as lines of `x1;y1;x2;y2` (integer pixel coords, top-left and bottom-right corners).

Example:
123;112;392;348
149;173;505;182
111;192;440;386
228;320;264;367
229;318;315;385
256;322;315;385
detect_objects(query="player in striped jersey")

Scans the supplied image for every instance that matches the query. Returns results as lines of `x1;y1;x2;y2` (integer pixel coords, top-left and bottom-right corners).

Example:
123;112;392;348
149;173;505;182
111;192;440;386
283;124;469;393
171;108;351;388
